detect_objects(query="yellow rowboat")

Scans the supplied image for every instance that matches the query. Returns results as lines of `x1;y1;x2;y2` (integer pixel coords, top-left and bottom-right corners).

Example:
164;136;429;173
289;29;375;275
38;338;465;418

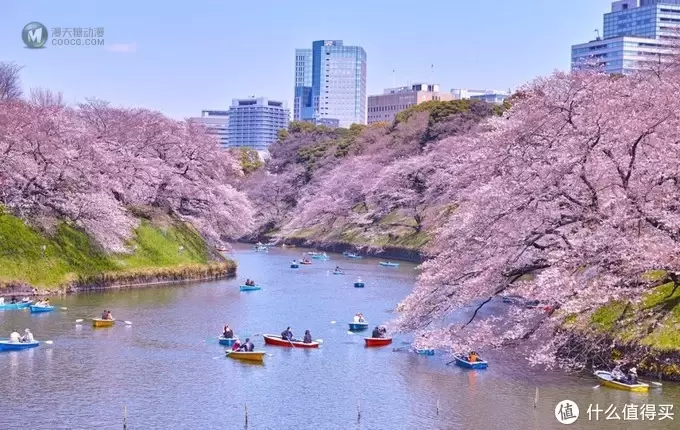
92;318;115;328
594;370;649;392
226;351;265;363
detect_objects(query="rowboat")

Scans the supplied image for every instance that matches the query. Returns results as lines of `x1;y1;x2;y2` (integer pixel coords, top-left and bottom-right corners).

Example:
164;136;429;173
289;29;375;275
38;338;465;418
290;263;299;268
311;254;328;260
254;246;268;252
354;282;364;288
0;302;31;310
379;262;399;267
239;285;261;292
348;322;369;331
453;353;488;369
300;260;312;265
0;340;40;351
594;370;649;392
415;348;435;356
263;334;319;348
364;337;392;347
333;271;344;275
218;337;237;346
29;305;55;313
226;351;266;363
343;252;361;259
92;318;115;328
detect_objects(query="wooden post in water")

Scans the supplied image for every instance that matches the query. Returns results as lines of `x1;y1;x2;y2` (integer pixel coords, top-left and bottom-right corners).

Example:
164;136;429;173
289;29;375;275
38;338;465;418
245;402;248;428
123;403;127;430
357;399;361;423
534;387;539;409
436;398;440;416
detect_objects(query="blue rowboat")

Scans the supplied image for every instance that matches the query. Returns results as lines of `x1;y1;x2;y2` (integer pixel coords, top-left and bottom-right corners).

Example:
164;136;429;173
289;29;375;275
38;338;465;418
415;348;435;356
0;302;31;310
354;282;364;288
239;285;261;292
344;253;361;259
29;305;55;313
290;264;299;269
379;262;399;267
0;340;40;352
333;271;344;275
218;337;237;346
348;322;369;331
311;254;329;260
453;353;488;369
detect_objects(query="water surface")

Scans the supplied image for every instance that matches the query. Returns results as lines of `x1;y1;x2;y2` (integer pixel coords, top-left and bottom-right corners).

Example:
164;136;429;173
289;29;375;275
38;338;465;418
1;244;678;429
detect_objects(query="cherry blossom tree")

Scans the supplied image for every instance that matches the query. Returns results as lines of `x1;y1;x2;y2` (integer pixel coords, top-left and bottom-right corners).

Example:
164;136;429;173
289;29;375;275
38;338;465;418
0;97;253;251
398;67;680;365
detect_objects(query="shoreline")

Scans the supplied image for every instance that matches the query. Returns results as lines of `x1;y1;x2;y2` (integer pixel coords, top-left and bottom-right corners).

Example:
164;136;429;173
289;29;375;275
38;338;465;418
241;236;423;263
0;260;236;297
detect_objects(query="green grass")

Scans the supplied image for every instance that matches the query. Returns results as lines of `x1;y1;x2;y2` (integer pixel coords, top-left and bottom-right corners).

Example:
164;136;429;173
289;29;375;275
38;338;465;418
576;279;680;352
0;212;217;290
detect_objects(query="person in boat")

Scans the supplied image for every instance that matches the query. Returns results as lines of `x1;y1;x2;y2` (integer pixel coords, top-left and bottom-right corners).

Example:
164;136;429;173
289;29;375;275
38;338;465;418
105;310;113;320
281;327;293;341
232;339;241;351
10;296;18;304
241;338;254;352
468;351;479;362
358;313;366;322
245;278;251;286
303;330;312;343
353;313;361;323
0;297;4;305
611;364;626;383
379;326;387;337
44;298;50;306
9;331;21;343
372;326;382;338
222;325;234;339
20;329;34;343
628;367;638;385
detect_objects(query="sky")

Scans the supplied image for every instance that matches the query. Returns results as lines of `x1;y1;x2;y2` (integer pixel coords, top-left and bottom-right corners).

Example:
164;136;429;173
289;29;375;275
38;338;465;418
1;0;611;120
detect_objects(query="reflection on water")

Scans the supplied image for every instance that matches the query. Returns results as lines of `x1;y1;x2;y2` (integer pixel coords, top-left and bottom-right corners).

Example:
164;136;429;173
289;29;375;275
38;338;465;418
0;244;678;429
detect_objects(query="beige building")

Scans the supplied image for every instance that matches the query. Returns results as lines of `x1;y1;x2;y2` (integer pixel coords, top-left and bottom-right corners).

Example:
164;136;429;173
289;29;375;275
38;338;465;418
367;83;453;124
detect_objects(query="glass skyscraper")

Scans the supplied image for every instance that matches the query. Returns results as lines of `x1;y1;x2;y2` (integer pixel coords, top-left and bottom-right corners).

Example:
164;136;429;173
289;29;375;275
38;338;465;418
571;1;678;74
294;40;367;128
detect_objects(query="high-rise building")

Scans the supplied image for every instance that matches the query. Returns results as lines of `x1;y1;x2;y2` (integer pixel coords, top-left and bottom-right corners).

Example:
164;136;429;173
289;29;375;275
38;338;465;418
367;83;453;124
189;110;230;148
227;98;289;150
571;1;678;74
451;88;511;104
293;40;367;128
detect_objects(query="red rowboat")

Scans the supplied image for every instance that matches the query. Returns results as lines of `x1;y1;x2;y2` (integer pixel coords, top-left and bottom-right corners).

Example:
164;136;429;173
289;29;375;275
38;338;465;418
263;334;320;348
364;337;392;347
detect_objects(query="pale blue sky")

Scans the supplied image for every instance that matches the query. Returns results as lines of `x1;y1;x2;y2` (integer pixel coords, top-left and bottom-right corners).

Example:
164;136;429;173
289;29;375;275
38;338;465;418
1;1;610;119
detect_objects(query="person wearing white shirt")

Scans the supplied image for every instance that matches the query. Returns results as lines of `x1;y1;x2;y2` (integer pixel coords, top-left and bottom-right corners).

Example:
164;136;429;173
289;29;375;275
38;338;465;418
9;331;21;343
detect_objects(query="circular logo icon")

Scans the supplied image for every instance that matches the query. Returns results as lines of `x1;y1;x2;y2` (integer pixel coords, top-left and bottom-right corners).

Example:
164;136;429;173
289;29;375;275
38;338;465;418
555;400;579;424
22;22;49;48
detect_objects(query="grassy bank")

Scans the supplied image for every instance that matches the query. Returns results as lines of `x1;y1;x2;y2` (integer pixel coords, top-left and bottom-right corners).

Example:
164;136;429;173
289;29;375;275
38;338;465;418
0;211;234;291
561;273;680;378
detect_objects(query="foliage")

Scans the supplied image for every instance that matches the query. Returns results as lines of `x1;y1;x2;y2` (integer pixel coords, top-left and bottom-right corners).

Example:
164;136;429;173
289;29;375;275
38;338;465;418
232;147;264;175
398;66;680;365
0;97;253;251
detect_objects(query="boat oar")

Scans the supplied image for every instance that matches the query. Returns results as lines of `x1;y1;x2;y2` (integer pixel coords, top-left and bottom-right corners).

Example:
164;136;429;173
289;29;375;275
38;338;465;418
44;340;53;345
640;380;663;388
60;307;68;310
75;319;83;324
315;339;323;344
